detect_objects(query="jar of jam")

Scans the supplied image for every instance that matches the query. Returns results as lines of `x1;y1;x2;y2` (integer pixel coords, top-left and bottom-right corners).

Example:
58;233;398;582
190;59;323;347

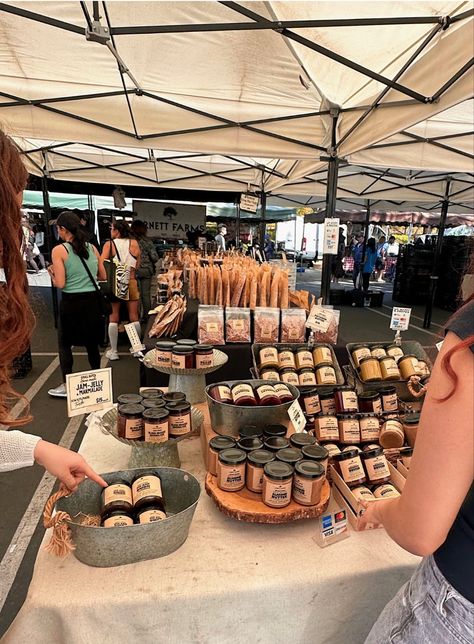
171;345;195;369
154;340;175;367
315;363;337;385
143;409;169;443
142;398;166;409
373;483;400;499
231;383;257;406
358;390;383;414
101;480;133;514
370;345;387;359
359;414;380;443
298;369;317;386
239;425;263;439
168;401;192;437
117;403;145;440
352;486;375;502
400;446;413;468
261;368;280;381
246;449;275;493
262;461;293;508
278;349;296;370
217;448;246;492
136;503;167;524
314;415;339;443
359;356;382;382
209;384;233;404
101;509;134;528
208;436;236;475
379;356;401;381
301;444;329;474
254;383;280;406
319;388;336;415
293;460;325;506
273;383;293;404
334;386;359;414
333;449;366;488
264;436;290;452
379;386;398;412
312;345;332;366
362;446;391;484
117;393;143;405
304;416;315;433
379;418;404;448
132;473;165;512
295;347;314;371
299;387;321;415
163;392;186;404
276;447;302;467
403;412;420;448
386;344;404;362
351;344;371;368
259;346;279;369
338;416;361;444
322;443;340;458
237;437;264;453
264;424;288;438
398;355;419;380
280;368;299;385
140;388;164;399
195;344;213;369
290;432;316;449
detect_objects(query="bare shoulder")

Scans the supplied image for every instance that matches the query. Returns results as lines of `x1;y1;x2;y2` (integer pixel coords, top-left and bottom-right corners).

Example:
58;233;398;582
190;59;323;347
52;244;67;258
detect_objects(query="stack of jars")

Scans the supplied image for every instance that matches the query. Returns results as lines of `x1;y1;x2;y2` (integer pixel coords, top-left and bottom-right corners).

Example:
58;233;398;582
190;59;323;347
351;343;430;382
100;472;167;527
155;339;214;370
208;380;296;406
257;344;338;387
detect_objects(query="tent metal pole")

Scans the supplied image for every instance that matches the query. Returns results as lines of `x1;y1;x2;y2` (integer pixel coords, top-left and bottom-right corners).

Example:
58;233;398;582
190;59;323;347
41;175;59;328
320;160;340;303
236;199;241;247
423;179;451;329
260;191;266;249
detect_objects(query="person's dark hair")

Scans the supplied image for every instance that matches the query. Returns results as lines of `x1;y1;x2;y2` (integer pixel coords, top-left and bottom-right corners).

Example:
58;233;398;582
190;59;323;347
367;237;376;251
112;220;131;239
56;211;89;259
388;236;395;243
131;219;147;238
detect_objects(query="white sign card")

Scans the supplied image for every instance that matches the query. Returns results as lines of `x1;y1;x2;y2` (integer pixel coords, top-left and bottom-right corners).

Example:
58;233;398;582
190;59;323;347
436;340;444;352
315;508;350;548
306;305;334;332
133;200;206;240
124;322;146;353
66;368;113;418
288;399;306;433
390;307;412;331
240;192;259;213
322;218;340;255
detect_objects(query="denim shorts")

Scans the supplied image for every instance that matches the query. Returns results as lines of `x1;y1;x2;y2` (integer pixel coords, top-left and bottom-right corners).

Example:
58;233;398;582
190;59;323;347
365;555;474;643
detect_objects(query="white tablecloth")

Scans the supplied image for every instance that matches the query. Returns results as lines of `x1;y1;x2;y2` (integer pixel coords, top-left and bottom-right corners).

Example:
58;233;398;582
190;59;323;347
5;409;419;644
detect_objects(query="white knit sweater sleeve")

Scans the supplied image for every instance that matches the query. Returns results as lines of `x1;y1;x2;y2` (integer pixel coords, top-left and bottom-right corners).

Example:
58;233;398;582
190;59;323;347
0;430;42;472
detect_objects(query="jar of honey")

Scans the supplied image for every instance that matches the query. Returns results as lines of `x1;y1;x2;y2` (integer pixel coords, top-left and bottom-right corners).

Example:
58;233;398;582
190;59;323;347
298;369;317;386
359;356;382;382
379;356;401;381
379;418;404;448
386;344;404;362
315;363;337;385
278;349;296;370
280;369;299;386
398;355;419;380
295;348;314;371
370;345;387;359
312;345;332;366
351;344;371;368
259;346;279;370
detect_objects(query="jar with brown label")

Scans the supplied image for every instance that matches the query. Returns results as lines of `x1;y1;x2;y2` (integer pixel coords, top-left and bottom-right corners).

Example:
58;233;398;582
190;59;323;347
398;355;419;380
379;356;401;381
334;387;359;414
261;368;280;381
195;344;213;369
314;415;339;443
319;388;336;415
379;418;405;448
359;356;382;382
362;446;391;484
217;448;246;492
379;386;398;412
278;349;296;370
101;509;135;528
117;393;143;405
246;449;275;493
171;345;195;369
333;449;366;488
386;344;404;362
262;461;293;508
293;460;325;506
316;363;337;385
101;480;133;514
338;416;361;444
280;368;299;385
237;437;264;453
143;409;169;443
273;383;293;404
155;341;176;367
132;473;165;512
359;414;380;443
295;347;314;371
301;444;329;474
300;387;321;415
231;383;257;406
370;345;387;359
403;413;420;448
208;436;236;475
264;424;288;438
276;447;302;467
312;345;332;366
298;368;317;386
118;403;145;440
358;391;383;414
264;436;290;452
351;345;371;367
400;446;413;469
289;432;316;449
373;483;400;499
209;384;233;404
352;486;375;502
254;383;280;406
168;401;192;437
136;504;167;524
259;346;279;369
323;443;341;458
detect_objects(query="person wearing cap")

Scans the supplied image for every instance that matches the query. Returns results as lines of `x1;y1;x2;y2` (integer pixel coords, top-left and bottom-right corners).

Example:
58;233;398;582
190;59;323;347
47;212;106;398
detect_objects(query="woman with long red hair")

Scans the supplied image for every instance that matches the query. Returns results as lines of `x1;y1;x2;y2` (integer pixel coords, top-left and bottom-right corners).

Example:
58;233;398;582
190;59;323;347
0;129;105;491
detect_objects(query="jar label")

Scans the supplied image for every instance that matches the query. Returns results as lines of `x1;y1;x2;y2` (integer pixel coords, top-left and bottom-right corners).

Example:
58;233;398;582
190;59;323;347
303;394;321;415
353;347;371;363
232;383;255;402
274;383;292;397
313;347;332;363
293;474;323;505
260;347;278;365
374;485;399;499
339;419;361;443
320;398;336;415
156;350;172;365
132;476;163;504
262;370;279;380
316;417;339;441
352;486;375;502
218;463;245;491
317;367;337;384
196;354;213;368
296;352;313;368
372;398;383;413
281;371;299;385
256;385;276;398
341;391;358;409
324;443;341;457
365;454;390;482
172;354;187;369
371;348;386;359
359;417;380;441
288;328;300;340
339;456;365;483
299;371;316;385
278;351;294;367
103;484;132;507
103;514;134;528
382;393;398;411
138;509;167;524
169;413;192;436
260;325;273;341
124;417;143;440
216;385;232;401
387;347;403;359
144;420;169;443
246;463;264;492
263;478;292;507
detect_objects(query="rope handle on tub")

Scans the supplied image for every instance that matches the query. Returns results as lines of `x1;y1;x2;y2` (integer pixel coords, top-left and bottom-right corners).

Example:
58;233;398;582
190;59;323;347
407;375;428;399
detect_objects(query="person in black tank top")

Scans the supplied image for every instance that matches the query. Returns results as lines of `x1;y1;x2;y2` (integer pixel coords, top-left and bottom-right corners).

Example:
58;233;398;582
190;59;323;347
360;297;474;643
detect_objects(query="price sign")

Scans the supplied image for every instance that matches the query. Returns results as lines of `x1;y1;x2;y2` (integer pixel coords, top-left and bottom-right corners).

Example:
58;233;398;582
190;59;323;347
390;307;412;331
306;305;334;332
322;218;339;255
124;322;146;353
288;399;306;433
240;192;259;213
66;368;113;418
315;508;350;548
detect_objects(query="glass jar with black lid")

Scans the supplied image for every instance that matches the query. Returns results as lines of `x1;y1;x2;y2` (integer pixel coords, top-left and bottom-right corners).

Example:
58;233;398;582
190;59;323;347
264;436;290;452
301;444;329;473
117;403;145;440
275;447;302;467
334;386;359;414
263;424;287;438
132;472;165;514
289;432;316;449
237;436;264;453
319;388;336;415
155;340;175;367
246;449;275;493
176;339;197;347
163;392;187;404
358;390;383;414
101;479;133;514
333;448;366;487
140;388;164;399
142;398;166;409
117;393;143;405
171;345;195;369
195;344;213;369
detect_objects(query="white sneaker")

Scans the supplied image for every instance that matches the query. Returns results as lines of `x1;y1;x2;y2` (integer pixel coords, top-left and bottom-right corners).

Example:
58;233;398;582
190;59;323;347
105;349;120;361
48;383;67;398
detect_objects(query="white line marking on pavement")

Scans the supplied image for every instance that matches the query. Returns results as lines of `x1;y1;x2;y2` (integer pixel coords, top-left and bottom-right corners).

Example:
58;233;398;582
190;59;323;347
365;307;442;339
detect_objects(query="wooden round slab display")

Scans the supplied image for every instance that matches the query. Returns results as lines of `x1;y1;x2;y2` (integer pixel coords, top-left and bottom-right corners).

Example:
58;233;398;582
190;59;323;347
205;474;330;524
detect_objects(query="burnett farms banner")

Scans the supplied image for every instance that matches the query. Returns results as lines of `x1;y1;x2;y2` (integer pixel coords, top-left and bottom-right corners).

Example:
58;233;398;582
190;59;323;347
133;201;206;239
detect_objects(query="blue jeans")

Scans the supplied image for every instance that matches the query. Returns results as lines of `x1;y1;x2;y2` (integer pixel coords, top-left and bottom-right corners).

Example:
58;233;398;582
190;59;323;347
365;556;474;643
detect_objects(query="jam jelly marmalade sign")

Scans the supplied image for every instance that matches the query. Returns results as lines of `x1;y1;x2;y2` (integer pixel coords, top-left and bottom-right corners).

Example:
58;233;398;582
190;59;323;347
66;368;113;417
322;218;340;255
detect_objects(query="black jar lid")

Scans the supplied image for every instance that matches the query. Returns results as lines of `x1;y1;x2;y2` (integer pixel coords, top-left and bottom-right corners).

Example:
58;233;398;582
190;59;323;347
218;447;247;465
334;386;355;393
264;436;290;452
278;347;294;354
295;460;324;479
118;403;145;416
101;508;134;522
209;436;236;451
379;354;397;362
140;388;164;399
358;390;381;400
155;340;175;350
385;343;402;350
403;412;420;425
315;361;334;369
142;399;166;409
103;478;131;490
142;408;169;421
263;460;294;480
296;347;312;353
247;449;275;466
132;471;161;484
318;388;335;400
399;446;414;456
195;344;213;352
280;368;297;374
275;447;302;464
359;356;378;365
239;425;263;439
172;345;195;354
301;444;329;461
289;433;316;448
263;424;287;438
237;437;264;453
168;401;191;413
299;386;318;396
333;448;360;462
379;385;397;394
299;367;315;373
361;446;383;459
176;339;197;347
352;343;369;349
163;392;187;403
398;353;417;360
117;393;143;405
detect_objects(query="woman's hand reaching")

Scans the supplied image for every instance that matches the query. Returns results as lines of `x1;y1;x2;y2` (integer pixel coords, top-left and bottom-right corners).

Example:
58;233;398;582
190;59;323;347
34;440;107;492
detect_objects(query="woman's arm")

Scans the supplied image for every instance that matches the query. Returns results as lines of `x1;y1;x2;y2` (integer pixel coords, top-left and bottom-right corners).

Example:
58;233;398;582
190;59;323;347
130;239;141;269
100;240;113;262
93;246;106;281
48;244;67;288
359;331;474;555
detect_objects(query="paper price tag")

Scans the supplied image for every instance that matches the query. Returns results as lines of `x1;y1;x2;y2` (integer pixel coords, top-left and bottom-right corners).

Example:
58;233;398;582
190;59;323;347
124;322;146;353
390;307;412;331
323;218;339;255
66;368;113;418
288;399;306;433
306;305;333;332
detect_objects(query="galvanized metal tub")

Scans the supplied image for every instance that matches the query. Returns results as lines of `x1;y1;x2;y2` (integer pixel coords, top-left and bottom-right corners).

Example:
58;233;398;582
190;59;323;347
206;379;300;437
56;467;200;568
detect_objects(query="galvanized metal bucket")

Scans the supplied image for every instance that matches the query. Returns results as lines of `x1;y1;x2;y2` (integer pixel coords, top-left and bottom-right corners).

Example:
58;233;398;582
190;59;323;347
56;467;200;568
